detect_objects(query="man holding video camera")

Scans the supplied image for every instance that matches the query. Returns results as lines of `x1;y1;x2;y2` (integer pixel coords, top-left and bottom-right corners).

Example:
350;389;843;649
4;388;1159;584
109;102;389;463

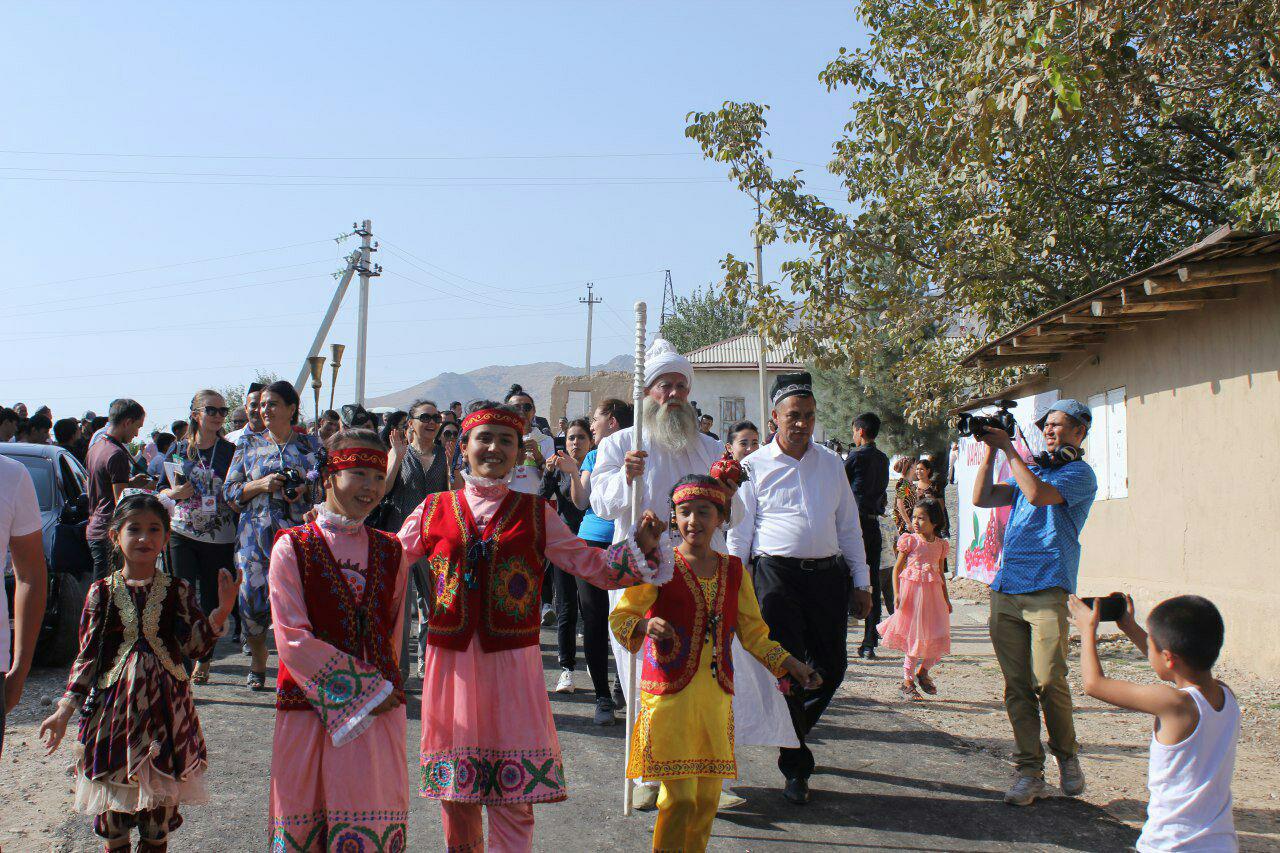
972;399;1097;807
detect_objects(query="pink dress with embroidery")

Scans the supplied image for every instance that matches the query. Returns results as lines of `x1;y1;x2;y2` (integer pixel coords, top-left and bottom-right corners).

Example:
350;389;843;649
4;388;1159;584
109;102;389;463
877;533;951;659
398;477;657;807
267;509;410;853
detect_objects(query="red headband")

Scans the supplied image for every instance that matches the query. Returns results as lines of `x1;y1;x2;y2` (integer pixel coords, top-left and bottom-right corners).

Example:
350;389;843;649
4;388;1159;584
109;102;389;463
328;446;388;472
673;483;728;509
461;408;526;437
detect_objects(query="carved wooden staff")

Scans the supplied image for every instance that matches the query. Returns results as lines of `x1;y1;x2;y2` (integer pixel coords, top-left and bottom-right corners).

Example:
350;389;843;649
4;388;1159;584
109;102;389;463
623;300;646;815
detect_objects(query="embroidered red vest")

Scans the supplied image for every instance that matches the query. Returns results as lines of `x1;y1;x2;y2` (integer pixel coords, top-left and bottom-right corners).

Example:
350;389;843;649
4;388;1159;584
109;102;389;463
418;489;547;652
640;552;743;696
274;523;404;711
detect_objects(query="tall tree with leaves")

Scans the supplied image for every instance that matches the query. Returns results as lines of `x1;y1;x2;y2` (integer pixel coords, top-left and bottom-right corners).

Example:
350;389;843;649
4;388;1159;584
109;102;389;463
685;0;1280;424
659;284;749;354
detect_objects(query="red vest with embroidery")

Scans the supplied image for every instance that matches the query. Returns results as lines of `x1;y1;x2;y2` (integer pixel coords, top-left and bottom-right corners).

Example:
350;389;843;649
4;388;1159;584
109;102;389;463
417;489;547;652
640;552;743;695
274;523;404;711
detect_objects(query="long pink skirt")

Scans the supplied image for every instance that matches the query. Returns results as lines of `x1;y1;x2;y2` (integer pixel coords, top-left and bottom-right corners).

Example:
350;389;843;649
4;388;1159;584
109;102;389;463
878;569;951;659
418;639;567;805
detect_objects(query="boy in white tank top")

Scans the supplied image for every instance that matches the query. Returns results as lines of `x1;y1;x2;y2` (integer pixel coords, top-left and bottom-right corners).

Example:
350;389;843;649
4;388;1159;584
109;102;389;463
1068;593;1238;852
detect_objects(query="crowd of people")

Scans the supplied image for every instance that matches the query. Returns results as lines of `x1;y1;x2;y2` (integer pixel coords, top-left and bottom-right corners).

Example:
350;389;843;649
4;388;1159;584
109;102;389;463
0;350;1241;852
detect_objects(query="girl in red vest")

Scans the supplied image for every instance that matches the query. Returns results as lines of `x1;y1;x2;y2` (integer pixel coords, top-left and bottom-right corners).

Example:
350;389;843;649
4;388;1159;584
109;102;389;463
266;428;411;852
611;474;820;853
397;402;666;852
40;493;239;852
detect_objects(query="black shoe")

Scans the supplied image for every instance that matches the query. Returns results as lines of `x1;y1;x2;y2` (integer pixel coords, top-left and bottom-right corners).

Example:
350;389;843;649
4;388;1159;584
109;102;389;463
593;697;617;726
612;682;626;710
783;777;810;805
246;670;266;691
858;647;878;660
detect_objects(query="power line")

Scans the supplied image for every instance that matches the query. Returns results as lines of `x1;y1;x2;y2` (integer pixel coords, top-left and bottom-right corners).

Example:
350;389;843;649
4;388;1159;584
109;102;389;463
0;149;697;162
0;175;726;188
0;165;722;182
12;272;323;319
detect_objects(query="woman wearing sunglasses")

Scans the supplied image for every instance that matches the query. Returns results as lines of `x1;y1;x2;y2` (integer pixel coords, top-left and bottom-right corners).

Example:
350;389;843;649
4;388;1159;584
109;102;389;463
167;389;239;684
379;400;461;678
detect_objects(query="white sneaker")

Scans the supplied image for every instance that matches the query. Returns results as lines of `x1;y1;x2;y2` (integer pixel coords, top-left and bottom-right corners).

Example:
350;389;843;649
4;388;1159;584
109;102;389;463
1003;774;1045;806
1057;756;1085;796
541;604;556;626
554;669;574;694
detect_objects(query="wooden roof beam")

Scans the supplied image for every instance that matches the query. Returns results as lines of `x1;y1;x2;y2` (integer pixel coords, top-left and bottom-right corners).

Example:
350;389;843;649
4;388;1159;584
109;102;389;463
1177;256;1280;281
977;352;1061;367
999;344;1086;356
1144;271;1273;296
1016;331;1106;345
1055;313;1164;326
1093;287;1237;316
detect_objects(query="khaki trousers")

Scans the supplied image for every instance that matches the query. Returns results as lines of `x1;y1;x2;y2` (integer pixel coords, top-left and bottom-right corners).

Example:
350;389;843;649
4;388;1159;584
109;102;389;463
989;588;1079;776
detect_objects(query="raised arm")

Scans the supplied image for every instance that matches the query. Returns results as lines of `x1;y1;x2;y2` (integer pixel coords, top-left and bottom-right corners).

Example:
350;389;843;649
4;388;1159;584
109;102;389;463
542;503;664;590
972;440;1016;508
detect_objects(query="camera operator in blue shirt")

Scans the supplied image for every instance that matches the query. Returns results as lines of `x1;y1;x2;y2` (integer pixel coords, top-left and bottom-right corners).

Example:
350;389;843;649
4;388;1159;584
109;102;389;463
972;399;1097;807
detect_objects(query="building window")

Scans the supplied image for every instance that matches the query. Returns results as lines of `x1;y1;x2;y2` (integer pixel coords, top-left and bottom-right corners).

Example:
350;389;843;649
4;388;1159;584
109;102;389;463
719;397;745;427
1086;387;1128;499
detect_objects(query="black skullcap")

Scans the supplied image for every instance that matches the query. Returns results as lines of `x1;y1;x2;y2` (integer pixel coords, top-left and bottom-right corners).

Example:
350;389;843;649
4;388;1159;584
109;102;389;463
770;371;814;406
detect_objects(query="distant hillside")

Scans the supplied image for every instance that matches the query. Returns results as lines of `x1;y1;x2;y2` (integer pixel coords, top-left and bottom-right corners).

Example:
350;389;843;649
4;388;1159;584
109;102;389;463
367;353;633;411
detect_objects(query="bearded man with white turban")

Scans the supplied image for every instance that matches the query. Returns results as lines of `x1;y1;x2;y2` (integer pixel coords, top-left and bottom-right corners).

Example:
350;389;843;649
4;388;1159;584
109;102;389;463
590;338;798;811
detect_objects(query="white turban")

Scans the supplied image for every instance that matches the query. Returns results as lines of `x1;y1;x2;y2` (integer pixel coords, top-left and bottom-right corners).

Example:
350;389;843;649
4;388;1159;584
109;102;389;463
643;338;694;389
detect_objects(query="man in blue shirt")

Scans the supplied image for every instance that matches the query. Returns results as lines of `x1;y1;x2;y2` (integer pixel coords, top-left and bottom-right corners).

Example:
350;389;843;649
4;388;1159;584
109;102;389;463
973;399;1097;807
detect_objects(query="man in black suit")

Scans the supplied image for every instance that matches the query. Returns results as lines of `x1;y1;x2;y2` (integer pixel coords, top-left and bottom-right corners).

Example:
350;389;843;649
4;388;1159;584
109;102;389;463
845;412;891;658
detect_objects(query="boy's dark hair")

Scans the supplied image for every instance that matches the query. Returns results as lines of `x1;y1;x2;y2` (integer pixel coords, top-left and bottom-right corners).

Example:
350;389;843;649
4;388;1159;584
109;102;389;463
596;398;634;429
54;417;80;444
0;408;16;426
247;382;266;395
505;384;534;406
1147;595;1224;671
170;420;187;434
853;412;881;440
727;420;758;443
108;398;146;425
912;496;946;531
668;474;729;520
91;416;109;432
154;433;176;455
29;413;52;432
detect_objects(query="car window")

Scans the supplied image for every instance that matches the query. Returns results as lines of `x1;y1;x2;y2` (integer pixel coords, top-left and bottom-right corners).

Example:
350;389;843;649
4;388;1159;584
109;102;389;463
58;455;84;500
15;456;54;512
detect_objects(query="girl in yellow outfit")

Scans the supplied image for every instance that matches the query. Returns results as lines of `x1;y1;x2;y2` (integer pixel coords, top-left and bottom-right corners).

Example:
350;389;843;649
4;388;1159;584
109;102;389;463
611;475;820;852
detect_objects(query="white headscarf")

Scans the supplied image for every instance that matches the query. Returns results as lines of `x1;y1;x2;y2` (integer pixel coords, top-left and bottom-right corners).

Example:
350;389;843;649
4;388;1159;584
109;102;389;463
643;338;694;389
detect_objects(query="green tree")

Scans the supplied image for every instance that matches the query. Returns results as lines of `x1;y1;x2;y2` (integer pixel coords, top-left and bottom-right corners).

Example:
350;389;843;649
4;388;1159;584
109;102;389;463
659;284;749;354
685;0;1280;423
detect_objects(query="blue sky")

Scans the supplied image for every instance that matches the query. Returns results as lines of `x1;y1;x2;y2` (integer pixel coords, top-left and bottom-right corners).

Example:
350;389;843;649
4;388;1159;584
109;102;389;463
2;1;866;429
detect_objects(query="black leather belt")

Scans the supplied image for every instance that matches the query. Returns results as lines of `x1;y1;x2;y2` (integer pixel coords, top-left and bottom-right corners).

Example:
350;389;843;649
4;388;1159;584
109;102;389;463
760;555;843;572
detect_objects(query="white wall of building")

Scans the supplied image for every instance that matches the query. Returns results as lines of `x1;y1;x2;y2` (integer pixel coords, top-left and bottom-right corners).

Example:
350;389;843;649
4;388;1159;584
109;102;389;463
691;368;826;441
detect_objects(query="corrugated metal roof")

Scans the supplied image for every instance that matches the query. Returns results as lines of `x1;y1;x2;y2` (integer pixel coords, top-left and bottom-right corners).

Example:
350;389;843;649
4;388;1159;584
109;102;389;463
962;227;1280;368
684;333;803;368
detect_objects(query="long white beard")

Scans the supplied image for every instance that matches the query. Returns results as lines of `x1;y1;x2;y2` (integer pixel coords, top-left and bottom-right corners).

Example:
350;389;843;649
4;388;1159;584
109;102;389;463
643;397;699;452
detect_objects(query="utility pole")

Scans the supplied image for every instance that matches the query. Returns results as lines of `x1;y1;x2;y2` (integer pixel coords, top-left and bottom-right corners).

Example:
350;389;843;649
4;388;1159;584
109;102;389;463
353;219;380;406
580;282;602;378
755;200;769;431
659;270;675;330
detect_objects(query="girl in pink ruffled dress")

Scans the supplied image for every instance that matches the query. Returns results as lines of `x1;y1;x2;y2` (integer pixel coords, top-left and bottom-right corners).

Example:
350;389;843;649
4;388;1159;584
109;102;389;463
878;496;952;700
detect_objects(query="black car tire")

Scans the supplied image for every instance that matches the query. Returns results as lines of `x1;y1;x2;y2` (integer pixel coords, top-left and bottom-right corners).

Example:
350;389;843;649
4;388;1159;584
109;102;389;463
35;573;88;667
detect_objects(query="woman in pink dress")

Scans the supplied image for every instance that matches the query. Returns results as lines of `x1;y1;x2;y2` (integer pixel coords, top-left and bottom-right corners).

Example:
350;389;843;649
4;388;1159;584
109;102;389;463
267;429;411;853
397;402;666;852
878;497;952;700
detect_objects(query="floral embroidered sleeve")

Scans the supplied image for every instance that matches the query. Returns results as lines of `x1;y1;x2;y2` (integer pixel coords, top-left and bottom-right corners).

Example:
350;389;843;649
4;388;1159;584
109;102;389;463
608;582;659;654
541;504;669;589
173;577;224;660
735;569;791;678
269;535;393;747
60;580;110;708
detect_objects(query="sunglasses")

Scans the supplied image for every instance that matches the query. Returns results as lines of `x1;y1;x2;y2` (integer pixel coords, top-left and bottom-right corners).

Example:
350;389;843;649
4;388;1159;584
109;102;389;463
411;413;443;424
441;429;459;439
201;406;230;417
512;403;534;413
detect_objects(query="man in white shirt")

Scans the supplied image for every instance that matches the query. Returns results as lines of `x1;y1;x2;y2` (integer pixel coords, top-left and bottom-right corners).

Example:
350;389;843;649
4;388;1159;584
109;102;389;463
591;338;797;808
225;382;266;445
727;371;872;805
0;455;48;756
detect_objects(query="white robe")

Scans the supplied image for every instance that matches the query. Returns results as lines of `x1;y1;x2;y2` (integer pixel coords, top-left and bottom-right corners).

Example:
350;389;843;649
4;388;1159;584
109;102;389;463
590;426;798;749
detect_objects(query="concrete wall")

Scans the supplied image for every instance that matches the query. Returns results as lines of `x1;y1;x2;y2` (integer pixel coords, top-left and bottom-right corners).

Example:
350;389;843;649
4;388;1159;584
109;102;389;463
548;372;632;422
1022;281;1280;677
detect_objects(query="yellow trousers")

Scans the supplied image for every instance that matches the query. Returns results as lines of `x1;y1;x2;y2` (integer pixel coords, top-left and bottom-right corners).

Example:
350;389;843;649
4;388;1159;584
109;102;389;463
653;776;720;852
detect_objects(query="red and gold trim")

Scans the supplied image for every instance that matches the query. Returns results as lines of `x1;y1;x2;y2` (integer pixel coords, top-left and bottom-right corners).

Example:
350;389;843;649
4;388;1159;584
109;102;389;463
461;408;525;438
328;446;388;472
672;483;728;509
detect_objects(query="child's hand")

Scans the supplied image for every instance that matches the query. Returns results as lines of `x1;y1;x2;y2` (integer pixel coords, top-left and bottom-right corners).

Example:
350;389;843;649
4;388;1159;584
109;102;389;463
635;511;666;553
1067;594;1101;634
39;705;72;755
216;568;242;614
1113;591;1137;631
369;690;403;716
642;617;676;642
784;657;822;691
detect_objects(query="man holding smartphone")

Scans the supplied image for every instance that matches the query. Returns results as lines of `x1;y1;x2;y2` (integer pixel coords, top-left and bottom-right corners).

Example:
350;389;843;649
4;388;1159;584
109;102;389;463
972;399;1097;807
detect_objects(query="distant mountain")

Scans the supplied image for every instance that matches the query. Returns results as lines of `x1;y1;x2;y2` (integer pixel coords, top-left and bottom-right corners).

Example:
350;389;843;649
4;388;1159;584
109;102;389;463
367;353;634;411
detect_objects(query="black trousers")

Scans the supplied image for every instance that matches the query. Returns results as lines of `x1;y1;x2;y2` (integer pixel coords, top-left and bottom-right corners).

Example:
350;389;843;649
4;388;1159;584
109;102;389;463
170;534;235;664
89;538;114;581
858;516;885;651
553;540;613;700
754;555;850;782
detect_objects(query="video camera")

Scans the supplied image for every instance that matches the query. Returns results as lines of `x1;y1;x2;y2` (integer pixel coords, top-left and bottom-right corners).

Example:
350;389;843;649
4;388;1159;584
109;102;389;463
953;399;1018;439
280;466;307;501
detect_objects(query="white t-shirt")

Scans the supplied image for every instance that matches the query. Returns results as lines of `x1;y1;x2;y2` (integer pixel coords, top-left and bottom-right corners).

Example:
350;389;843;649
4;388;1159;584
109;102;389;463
1;455;44;671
